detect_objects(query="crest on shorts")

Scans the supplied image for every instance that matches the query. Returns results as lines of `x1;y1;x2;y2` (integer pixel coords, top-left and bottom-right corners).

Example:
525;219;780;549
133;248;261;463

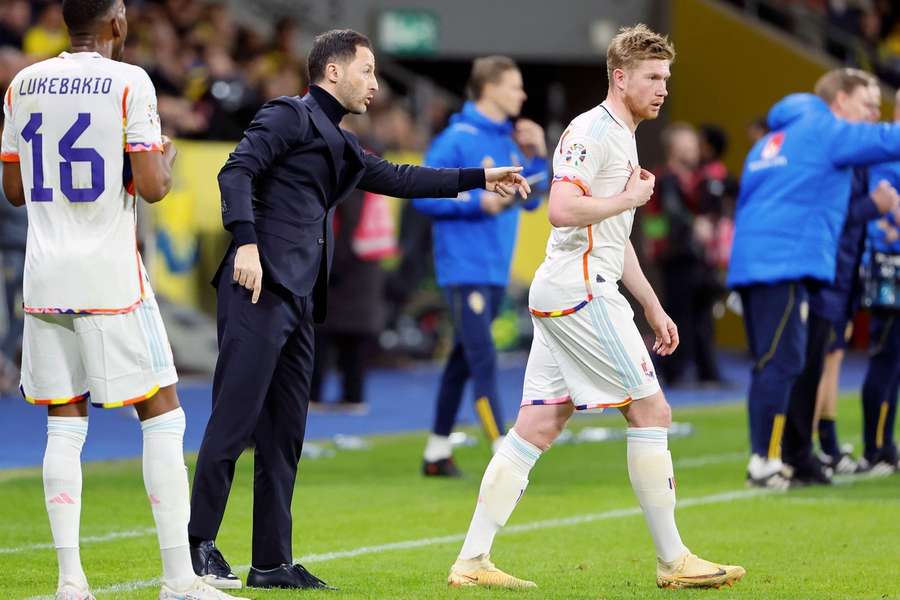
564;142;587;166
468;291;485;315
641;358;655;380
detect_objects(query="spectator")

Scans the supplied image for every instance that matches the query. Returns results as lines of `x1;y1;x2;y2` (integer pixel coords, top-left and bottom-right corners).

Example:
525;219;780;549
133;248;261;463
654;123;725;388
0;1;31;50
23;3;68;59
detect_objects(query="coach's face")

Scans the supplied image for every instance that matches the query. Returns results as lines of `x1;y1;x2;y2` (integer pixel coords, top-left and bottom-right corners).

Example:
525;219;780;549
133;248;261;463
335;45;379;114
620;59;670;121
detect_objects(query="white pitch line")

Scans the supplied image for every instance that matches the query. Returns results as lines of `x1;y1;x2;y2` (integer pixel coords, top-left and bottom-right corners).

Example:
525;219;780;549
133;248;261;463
1;452;748;558
0;527;155;555
26;487;768;599
675;452;746;468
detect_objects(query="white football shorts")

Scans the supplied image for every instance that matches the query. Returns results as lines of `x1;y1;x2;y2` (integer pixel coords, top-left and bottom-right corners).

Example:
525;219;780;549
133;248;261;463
522;287;659;411
20;288;177;408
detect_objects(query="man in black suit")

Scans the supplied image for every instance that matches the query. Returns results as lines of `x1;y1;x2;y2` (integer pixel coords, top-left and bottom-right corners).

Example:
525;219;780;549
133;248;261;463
188;29;530;591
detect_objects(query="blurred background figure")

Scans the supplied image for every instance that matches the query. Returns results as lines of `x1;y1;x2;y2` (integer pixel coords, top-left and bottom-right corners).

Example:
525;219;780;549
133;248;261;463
311;116;397;416
858;88;900;473
0;161;25;394
413;56;548;477
651;123;726;388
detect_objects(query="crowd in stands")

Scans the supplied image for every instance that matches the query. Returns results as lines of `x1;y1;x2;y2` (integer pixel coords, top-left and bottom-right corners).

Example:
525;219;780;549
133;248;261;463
727;0;900;86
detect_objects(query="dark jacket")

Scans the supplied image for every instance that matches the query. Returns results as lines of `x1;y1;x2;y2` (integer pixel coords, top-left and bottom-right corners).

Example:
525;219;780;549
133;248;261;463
810;167;880;322
215;91;485;322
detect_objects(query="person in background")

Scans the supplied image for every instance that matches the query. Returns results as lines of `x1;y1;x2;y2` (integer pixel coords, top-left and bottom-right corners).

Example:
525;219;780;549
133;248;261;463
728;68;900;489
0;161;25;394
413;55;548;477
806;81;898;474
654;123;724;387
310;117;396;416
858;88;900;474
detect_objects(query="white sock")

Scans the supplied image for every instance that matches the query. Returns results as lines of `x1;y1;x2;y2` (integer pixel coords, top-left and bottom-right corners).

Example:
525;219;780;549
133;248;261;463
626;427;687;563
424;433;453;462
458;429;541;560
141;407;196;591
44;416;89;589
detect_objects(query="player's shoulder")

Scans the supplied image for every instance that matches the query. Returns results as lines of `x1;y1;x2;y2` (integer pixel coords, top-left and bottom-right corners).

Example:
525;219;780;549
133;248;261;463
104;60;154;88
566;105;616;143
9;56;60;84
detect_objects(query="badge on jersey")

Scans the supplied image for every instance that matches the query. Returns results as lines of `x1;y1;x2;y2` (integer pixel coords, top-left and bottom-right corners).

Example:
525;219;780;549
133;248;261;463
564;142;587;166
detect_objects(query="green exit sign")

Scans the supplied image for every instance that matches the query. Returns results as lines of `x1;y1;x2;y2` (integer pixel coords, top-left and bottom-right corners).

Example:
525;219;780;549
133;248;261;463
377;9;439;56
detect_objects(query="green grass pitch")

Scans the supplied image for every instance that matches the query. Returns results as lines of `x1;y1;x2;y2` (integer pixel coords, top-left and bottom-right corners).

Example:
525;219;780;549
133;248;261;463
2;396;899;599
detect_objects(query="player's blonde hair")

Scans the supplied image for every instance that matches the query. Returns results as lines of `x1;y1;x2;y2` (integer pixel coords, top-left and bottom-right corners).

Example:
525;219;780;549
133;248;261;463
814;68;876;105
606;24;675;81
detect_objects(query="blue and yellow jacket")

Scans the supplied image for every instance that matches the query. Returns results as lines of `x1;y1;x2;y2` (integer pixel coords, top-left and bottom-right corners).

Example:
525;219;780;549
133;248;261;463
412;102;548;287
728;93;900;288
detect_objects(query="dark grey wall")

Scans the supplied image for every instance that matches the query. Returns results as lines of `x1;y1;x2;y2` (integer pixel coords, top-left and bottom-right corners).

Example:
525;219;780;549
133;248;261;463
232;0;656;61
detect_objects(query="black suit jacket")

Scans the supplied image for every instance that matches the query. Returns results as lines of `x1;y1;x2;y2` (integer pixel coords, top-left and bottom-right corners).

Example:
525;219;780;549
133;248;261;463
215;93;485;322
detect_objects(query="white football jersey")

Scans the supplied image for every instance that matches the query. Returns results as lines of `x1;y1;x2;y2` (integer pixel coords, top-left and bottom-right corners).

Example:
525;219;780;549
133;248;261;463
530;102;639;314
1;51;162;314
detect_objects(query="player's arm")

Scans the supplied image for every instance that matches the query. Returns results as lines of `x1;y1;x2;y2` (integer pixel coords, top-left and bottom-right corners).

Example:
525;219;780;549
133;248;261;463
218;99;308;303
1;162;24;206
129;136;176;203
359;153;529;201
1;83;23;206
622;239;678;356
547;167;653;227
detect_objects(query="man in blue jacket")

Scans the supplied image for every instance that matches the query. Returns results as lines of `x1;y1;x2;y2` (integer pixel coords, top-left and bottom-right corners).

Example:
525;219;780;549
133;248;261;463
413;56;548;476
728;68;900;488
782;74;899;482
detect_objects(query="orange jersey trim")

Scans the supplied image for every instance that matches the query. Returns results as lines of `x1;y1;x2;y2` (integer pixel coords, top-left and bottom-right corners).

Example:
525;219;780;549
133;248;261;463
24;296;143;315
1;152;19;163
552;175;591;196
22;389;90;406
582;225;594;300
92;384;161;409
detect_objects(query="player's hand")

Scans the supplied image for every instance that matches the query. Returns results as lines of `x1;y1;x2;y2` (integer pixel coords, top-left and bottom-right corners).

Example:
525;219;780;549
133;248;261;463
645;304;679;356
480;191;514;215
624;166;655;208
485;166;531;200
233;243;263;304
514;119;547;158
161;135;177;168
871;179;900;214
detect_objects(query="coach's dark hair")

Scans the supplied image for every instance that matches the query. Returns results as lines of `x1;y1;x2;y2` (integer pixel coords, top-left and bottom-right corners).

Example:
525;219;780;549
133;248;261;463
814;68;875;105
62;0;116;34
307;29;372;84
466;55;518;100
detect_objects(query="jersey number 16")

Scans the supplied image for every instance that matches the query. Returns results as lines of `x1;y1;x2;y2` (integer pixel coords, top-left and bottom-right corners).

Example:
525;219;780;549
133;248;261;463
21;112;105;203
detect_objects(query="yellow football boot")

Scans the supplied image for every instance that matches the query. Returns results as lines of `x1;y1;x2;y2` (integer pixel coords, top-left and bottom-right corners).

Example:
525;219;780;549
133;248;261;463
448;554;537;589
656;551;746;589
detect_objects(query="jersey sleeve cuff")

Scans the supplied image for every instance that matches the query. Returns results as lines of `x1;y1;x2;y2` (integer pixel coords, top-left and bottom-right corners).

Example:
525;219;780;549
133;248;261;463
0;151;19;163
125;141;164;153
552;174;591;196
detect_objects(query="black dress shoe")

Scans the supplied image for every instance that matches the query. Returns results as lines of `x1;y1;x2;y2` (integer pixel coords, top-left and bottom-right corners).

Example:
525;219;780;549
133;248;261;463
189;540;242;589
247;563;336;590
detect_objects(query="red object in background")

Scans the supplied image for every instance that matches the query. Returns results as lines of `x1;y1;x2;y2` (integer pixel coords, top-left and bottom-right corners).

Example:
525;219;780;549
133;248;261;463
352;192;398;261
